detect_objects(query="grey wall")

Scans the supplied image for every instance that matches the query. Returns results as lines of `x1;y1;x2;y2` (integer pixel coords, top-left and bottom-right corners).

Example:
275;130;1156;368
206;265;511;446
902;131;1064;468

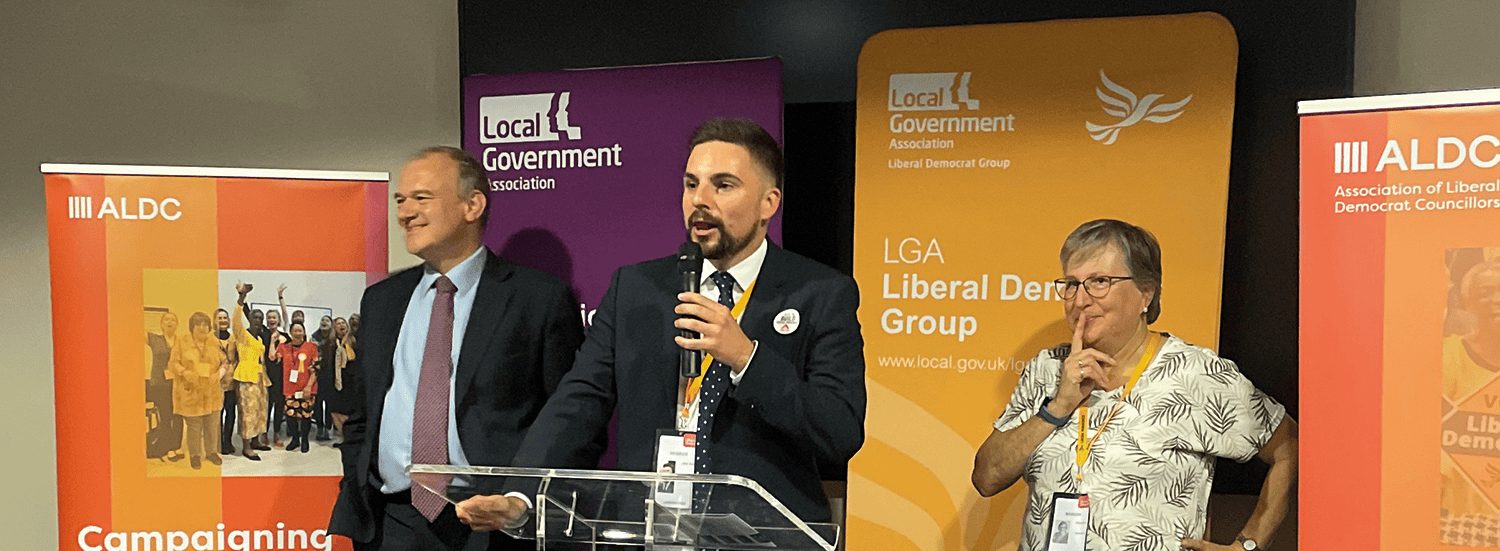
1355;0;1500;96
1;1;451;546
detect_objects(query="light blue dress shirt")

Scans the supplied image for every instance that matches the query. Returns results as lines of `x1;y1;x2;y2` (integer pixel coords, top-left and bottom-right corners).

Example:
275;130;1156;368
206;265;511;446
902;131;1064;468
377;247;486;493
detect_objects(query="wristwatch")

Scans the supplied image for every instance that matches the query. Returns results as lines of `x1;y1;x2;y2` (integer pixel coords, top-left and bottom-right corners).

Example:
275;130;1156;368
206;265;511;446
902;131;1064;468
1234;536;1258;550
1036;397;1071;427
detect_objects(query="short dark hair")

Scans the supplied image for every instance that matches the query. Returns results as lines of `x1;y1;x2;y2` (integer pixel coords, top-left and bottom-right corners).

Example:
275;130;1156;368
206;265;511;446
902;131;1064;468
188;311;212;331
689;119;783;192
1059;219;1164;324
415;146;491;228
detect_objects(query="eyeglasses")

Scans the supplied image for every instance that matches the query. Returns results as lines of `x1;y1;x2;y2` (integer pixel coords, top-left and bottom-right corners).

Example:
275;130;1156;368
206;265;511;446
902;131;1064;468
1052;276;1134;300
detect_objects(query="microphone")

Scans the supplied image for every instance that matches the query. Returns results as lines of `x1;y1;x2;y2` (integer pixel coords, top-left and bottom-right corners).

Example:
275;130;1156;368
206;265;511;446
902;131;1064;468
677;241;703;378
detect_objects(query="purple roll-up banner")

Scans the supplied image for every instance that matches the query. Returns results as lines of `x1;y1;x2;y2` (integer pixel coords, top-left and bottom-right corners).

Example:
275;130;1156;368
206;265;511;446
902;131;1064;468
463;58;783;466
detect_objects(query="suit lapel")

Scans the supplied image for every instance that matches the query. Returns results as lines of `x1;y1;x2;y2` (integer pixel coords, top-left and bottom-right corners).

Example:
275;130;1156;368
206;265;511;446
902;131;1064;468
739;244;789;342
455;251;515;403
370;269;420;398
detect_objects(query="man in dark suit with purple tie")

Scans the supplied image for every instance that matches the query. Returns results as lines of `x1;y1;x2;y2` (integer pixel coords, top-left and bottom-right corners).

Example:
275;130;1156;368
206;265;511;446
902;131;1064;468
328;146;584;551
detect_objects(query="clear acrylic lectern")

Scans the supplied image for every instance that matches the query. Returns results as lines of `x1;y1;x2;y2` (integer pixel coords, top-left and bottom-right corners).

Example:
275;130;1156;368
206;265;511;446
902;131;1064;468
408;464;840;550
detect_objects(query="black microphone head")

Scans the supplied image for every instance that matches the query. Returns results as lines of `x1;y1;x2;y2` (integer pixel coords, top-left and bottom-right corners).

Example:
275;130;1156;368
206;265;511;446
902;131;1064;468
677;241;702;273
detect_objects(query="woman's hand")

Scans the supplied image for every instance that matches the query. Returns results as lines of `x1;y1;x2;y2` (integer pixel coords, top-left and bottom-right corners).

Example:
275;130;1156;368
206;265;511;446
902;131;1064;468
1054;317;1117;414
1180;539;1245;550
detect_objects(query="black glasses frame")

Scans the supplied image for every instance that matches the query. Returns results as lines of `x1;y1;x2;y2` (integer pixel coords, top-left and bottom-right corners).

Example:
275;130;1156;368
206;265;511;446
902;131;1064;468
1052;276;1134;300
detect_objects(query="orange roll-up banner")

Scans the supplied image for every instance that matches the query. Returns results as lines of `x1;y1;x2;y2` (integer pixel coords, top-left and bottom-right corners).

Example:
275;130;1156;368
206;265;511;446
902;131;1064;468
45;164;387;551
1301;90;1500;551
850;13;1237;551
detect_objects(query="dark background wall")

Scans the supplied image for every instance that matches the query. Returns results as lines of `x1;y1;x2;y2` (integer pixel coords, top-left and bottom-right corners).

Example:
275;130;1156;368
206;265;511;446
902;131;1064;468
459;0;1356;493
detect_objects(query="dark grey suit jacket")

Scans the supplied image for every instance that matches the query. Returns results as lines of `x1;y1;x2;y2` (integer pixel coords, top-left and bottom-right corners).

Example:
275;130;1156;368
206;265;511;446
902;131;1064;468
329;249;584;544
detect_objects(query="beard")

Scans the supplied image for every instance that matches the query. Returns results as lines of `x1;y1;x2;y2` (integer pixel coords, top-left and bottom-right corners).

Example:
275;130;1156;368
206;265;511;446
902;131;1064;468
687;211;754;261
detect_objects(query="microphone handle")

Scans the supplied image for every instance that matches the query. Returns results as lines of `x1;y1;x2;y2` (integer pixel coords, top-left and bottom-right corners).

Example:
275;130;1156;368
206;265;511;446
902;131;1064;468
680;271;702;378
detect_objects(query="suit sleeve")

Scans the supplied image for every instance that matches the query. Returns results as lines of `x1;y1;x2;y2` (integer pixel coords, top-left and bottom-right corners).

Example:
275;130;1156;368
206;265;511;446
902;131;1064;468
732;277;866;466
511;269;623;470
539;283;585;398
337;291;374;483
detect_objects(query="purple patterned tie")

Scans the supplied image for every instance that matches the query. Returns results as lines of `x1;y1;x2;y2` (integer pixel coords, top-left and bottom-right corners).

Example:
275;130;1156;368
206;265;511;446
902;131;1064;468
412;275;456;521
693;271;738;511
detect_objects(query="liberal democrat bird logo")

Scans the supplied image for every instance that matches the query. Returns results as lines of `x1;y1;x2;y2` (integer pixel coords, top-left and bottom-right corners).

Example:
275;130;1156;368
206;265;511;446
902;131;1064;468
1086;70;1192;145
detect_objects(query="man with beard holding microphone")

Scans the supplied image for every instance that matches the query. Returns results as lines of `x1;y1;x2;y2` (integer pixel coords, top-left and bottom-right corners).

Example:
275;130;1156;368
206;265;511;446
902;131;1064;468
452;118;868;532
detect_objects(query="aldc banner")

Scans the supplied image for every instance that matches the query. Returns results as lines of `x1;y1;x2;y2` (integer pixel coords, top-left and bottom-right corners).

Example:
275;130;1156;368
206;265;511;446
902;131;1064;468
850;14;1237;551
1301;89;1500;551
45;164;387;551
461;58;783;462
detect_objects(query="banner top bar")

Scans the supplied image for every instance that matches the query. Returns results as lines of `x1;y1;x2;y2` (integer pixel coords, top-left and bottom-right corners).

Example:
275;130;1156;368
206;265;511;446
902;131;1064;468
1299;88;1500;115
39;163;388;181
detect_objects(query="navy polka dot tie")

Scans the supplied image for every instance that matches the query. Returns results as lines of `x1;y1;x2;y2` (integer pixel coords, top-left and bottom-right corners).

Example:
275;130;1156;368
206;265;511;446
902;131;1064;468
693;271;738;510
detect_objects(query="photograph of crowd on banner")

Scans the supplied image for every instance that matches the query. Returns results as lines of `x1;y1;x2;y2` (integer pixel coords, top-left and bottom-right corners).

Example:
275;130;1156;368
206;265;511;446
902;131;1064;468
47;167;385;547
144;269;364;478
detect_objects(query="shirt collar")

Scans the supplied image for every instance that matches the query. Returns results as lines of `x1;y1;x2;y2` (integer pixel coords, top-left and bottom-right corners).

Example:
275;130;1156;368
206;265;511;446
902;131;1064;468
421;246;486;295
700;238;768;292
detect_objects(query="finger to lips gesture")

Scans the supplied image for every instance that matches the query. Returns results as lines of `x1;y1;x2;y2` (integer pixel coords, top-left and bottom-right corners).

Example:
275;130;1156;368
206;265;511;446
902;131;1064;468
1056;317;1117;413
673;292;754;371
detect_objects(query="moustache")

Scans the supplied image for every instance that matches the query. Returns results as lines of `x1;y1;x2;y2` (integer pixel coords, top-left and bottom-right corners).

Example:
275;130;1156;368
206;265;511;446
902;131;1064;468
688;211;724;229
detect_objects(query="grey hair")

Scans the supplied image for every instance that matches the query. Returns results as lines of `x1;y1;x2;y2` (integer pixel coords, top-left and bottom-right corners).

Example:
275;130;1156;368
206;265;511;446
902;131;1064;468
1059;219;1163;324
413;146;490;228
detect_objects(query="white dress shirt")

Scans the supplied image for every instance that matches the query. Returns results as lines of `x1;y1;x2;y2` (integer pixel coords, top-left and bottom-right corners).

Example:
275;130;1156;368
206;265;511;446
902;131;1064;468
681;238;767;427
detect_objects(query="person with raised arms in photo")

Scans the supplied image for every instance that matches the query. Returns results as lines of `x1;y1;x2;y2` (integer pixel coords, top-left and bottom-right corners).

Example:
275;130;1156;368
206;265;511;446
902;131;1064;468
230;282;271;461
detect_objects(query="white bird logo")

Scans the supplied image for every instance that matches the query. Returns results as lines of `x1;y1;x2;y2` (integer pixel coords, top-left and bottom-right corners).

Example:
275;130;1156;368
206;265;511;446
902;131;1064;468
1086;70;1192;145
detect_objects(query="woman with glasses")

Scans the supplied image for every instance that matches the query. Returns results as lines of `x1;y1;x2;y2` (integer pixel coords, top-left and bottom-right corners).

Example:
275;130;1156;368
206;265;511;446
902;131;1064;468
169;311;230;470
971;219;1297;551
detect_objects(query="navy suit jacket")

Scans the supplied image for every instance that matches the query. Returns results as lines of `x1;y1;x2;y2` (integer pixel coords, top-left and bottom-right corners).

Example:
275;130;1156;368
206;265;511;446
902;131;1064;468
329;250;585;544
511;243;867;523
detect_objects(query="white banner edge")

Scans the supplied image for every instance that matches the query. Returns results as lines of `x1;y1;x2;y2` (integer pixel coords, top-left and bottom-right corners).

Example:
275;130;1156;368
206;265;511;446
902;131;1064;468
39;163;388;181
1298;87;1500;116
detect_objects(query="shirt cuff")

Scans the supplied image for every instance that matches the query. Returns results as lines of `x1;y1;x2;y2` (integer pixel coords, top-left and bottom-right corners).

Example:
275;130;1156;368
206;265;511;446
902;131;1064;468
502;491;533;529
504;491;533;510
730;340;758;385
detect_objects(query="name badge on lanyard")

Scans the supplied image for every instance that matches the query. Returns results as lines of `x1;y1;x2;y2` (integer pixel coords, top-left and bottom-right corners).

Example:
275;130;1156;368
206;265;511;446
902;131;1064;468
1075;332;1163;481
652;430;696;509
1046;493;1089;551
674;280;757;433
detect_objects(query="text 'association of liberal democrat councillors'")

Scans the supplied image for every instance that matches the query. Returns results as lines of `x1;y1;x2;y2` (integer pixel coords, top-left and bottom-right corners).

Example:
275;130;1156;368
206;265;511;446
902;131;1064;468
1334;180;1500;213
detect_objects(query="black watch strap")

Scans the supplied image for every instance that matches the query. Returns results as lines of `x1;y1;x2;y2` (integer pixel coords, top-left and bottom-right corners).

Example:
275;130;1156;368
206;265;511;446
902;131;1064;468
1037;396;1071;427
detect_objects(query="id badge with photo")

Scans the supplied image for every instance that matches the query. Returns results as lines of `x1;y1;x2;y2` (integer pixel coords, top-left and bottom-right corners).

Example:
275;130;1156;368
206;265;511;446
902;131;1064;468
653;430;696;509
289;368;299;384
1045;493;1089;551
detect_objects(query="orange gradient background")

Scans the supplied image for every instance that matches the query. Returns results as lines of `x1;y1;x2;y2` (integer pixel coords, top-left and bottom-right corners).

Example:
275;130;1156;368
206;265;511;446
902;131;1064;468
851;13;1237;551
46;170;386;551
1303;101;1500;551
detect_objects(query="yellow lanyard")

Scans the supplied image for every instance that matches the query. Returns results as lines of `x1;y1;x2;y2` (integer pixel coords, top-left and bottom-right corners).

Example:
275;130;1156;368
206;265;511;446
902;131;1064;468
680;279;758;421
1075;332;1163;481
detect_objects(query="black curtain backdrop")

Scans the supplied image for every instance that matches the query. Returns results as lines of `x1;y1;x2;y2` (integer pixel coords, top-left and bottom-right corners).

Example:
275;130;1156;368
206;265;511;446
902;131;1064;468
460;0;1355;494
